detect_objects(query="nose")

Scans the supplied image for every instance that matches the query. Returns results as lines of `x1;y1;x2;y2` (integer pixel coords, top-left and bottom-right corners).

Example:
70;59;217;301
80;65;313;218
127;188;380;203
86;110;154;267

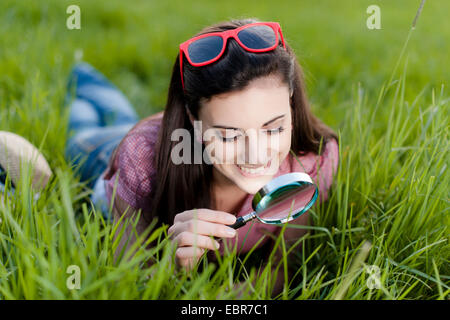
241;129;271;165
244;130;258;164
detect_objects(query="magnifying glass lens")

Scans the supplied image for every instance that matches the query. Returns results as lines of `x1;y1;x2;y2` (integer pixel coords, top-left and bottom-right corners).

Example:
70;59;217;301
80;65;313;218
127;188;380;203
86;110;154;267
256;183;316;223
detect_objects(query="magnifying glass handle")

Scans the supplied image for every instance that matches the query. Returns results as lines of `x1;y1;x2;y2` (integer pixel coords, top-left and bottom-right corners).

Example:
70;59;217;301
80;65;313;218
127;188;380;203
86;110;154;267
229;216;246;229
228;211;256;229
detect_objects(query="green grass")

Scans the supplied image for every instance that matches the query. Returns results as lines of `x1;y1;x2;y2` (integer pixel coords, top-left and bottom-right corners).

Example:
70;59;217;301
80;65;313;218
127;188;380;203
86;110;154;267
0;0;449;299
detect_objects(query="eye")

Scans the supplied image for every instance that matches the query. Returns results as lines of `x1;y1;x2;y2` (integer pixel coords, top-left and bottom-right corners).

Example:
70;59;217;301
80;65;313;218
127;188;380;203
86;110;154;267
219;126;285;142
221;134;244;143
221;136;238;142
217;130;243;143
264;126;285;135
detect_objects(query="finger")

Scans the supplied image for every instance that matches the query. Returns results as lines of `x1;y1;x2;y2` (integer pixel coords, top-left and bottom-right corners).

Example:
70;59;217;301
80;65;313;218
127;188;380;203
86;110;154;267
178;257;197;272
174;209;236;225
174;232;221;250
170;220;237;239
175;247;205;260
167;225;177;238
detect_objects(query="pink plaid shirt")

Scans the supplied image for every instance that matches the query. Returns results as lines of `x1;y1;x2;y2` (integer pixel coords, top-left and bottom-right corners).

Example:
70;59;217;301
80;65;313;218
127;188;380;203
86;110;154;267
103;113;339;254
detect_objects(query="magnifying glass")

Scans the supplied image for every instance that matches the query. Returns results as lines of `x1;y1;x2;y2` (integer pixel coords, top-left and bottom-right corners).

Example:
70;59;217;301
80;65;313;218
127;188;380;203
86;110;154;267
228;172;318;229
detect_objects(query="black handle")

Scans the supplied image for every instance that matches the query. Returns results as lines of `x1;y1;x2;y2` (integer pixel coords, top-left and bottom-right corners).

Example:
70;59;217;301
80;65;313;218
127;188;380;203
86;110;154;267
228;216;247;229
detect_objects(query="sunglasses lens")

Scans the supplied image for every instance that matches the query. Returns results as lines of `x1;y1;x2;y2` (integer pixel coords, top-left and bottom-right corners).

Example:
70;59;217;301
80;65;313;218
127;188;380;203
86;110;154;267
188;35;224;64
237;25;277;50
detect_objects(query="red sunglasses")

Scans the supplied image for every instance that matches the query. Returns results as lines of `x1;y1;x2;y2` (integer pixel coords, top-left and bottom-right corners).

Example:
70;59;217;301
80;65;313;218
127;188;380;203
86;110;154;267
179;21;286;91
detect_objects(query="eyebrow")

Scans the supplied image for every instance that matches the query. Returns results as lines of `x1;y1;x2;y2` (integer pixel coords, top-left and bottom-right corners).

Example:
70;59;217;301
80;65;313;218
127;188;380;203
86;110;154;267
211;114;286;130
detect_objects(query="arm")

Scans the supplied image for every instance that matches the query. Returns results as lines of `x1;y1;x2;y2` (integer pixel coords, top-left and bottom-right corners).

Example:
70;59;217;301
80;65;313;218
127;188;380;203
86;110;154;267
269;210;310;295
111;195;152;264
107;116;165;265
112;196;238;272
257;139;339;295
278;137;339;255
230;212;310;298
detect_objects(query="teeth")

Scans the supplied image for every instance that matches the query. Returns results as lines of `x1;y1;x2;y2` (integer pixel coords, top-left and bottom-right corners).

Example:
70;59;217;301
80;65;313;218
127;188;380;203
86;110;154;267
237;161;270;175
238;165;265;174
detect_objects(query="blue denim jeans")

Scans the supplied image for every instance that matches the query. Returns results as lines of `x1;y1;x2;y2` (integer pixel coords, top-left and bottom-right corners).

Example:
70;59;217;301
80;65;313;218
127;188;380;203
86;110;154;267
0;164;13;195
65;62;139;220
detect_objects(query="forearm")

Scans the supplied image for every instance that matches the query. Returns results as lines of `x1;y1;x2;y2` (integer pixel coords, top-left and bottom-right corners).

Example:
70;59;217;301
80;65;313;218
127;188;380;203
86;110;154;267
271;263;290;296
233;213;311;298
269;212;311;295
235;261;291;298
111;196;152;264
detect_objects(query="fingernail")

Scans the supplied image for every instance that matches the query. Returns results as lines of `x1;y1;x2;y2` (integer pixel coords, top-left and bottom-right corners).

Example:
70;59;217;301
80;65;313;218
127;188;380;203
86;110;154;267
214;241;220;249
227;216;237;224
225;228;236;237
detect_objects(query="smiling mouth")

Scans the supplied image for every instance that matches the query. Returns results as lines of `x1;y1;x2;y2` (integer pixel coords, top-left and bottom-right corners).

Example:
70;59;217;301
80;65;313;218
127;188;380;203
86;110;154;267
236;159;272;177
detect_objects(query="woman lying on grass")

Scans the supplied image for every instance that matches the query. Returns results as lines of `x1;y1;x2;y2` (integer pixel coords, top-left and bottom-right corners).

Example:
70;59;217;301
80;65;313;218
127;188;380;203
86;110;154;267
65;18;339;294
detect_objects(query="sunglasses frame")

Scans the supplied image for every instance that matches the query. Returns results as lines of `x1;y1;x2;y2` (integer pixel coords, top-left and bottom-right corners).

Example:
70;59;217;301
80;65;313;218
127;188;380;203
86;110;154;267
179;21;286;91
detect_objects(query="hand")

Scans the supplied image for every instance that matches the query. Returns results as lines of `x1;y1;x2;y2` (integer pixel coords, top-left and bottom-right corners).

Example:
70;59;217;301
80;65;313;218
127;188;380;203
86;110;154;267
168;209;237;271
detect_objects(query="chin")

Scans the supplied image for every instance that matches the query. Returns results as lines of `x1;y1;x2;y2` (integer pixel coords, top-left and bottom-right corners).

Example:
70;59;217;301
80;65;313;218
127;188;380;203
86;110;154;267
233;176;272;194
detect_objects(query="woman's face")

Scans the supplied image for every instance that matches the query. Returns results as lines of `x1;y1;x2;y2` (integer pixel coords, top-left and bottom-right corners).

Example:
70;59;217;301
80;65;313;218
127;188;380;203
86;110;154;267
196;75;293;194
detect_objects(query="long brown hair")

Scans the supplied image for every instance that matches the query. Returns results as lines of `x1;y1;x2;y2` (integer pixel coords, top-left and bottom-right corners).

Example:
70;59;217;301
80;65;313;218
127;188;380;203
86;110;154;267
111;18;338;227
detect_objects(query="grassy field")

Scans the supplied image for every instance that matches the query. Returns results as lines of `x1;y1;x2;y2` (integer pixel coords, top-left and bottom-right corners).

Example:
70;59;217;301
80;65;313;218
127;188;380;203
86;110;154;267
0;0;448;299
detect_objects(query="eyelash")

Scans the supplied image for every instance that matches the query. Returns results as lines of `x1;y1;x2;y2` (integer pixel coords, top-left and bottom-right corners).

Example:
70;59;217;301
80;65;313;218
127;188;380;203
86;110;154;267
220;126;285;143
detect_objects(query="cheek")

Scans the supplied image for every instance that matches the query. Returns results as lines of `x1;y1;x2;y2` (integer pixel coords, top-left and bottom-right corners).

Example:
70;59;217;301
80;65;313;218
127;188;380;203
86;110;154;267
205;139;238;164
278;130;292;155
221;143;240;163
264;130;292;161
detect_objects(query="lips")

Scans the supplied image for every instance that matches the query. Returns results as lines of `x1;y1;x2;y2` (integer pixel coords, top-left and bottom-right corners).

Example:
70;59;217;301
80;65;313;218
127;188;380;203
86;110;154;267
236;159;272;177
